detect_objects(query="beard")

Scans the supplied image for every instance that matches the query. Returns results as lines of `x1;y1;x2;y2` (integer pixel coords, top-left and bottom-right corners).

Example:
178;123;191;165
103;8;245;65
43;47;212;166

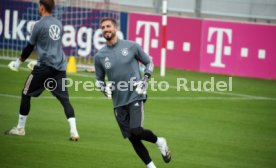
103;31;115;41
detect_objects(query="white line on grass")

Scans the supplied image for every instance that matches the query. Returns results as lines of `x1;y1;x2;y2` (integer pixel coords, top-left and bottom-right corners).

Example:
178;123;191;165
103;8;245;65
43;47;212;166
0;64;95;77
0;62;274;100
0;63;30;71
169;85;268;99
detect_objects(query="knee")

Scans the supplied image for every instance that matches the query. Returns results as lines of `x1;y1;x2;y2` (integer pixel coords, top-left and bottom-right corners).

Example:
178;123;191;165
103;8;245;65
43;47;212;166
129;127;143;137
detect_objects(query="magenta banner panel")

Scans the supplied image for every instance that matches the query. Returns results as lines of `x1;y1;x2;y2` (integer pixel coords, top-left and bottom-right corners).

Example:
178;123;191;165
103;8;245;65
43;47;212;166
128;12;276;80
128;13;202;71
200;20;276;79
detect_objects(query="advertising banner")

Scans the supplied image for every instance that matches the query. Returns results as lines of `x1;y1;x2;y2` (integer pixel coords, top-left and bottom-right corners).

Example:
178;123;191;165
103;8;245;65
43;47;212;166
0;0;128;57
200;20;276;79
128;13;202;71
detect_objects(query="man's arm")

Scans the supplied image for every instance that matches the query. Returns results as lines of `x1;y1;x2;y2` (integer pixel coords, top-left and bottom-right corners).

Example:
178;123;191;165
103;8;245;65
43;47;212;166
21;43;35;61
94;55;112;99
8;43;35;71
8;21;38;71
133;43;154;94
134;43;154;79
22;20;38;61
94;55;105;90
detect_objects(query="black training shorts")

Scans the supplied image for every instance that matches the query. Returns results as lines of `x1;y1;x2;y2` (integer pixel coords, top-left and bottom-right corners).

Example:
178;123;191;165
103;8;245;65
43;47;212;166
114;100;144;138
22;65;68;98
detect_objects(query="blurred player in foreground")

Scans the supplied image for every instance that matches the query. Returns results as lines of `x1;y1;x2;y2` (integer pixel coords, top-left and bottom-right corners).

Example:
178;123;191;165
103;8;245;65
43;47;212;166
94;18;171;168
5;0;80;141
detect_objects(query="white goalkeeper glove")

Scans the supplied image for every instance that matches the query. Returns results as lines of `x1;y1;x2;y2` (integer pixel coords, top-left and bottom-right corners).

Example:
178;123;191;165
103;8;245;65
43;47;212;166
104;82;112;99
27;60;37;70
134;78;148;95
8;58;22;71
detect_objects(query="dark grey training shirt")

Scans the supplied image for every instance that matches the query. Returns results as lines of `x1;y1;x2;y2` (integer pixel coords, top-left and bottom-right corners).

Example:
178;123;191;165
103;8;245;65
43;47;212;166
30;16;66;71
94;39;154;108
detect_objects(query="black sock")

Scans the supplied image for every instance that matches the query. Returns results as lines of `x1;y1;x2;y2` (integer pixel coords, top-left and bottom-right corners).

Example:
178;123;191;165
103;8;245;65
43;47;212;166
20;94;31;116
129;136;152;165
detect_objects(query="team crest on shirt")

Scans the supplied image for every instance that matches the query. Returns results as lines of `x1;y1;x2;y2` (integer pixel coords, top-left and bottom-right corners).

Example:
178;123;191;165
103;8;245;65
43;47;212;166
105;62;111;69
49;24;61;40
121;48;128;56
104;57;111;69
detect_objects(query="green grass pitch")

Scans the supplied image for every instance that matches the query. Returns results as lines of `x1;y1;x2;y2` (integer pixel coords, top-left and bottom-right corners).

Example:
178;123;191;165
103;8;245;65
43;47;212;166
0;59;275;168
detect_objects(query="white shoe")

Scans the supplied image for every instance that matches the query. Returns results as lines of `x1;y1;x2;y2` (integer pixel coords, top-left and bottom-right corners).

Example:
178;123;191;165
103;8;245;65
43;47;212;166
5;127;25;136
69;132;80;141
157;137;171;163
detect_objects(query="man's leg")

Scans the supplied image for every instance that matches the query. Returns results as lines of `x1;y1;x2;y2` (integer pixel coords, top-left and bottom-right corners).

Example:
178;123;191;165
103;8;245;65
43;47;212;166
129;136;156;168
129;127;157;142
5;69;45;136
129;101;171;163
4;94;31;135
17;93;31;128
53;71;79;141
128;101;158;143
56;95;79;141
114;106;156;167
56;95;75;119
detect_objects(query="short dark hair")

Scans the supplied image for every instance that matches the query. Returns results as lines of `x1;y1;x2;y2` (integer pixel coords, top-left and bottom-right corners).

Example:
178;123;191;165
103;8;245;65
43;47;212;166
100;18;117;27
39;0;55;13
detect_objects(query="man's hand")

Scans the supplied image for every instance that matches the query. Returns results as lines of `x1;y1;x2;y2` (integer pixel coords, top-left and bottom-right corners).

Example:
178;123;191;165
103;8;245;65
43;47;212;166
104;82;112;99
27;60;37;70
134;79;147;95
8;59;22;71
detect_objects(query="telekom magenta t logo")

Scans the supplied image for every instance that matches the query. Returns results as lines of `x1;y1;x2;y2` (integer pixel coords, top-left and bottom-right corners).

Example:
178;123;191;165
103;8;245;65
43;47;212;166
135;21;159;54
207;27;233;68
